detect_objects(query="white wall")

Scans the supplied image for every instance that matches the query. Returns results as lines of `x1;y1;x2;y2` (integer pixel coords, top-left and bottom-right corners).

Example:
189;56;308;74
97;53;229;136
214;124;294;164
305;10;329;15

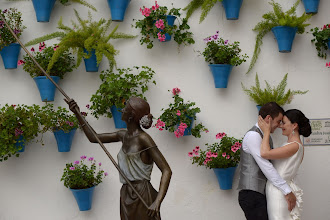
0;0;329;219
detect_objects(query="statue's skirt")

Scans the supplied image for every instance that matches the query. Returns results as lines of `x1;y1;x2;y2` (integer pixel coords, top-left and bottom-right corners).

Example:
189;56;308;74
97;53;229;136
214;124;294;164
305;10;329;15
120;180;160;220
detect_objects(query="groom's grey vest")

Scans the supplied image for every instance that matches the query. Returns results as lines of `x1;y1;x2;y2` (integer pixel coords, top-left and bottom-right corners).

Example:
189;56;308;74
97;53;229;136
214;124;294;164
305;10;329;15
237;126;273;195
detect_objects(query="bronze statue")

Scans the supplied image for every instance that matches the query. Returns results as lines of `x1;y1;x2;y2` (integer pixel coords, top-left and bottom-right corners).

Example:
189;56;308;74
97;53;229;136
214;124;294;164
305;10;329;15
67;97;172;219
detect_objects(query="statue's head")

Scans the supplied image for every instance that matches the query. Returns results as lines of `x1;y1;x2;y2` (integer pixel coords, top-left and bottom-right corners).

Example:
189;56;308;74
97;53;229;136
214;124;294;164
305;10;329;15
122;97;153;129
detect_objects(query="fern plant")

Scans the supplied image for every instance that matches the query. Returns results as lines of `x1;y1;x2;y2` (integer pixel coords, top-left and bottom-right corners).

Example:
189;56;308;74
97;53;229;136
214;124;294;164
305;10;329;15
7;0;97;11
184;0;223;23
247;0;312;74
241;73;308;106
25;10;136;72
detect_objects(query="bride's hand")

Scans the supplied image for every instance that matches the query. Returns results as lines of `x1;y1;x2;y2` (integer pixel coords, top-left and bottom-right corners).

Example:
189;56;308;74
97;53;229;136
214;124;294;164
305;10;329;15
258;116;271;133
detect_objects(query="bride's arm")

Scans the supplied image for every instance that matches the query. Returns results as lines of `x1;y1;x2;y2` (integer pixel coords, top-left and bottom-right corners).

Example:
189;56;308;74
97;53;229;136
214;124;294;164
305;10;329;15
259;116;299;160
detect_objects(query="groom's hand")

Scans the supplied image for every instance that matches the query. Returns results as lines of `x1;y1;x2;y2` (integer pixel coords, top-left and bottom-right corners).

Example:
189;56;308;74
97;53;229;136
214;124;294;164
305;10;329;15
285;192;296;211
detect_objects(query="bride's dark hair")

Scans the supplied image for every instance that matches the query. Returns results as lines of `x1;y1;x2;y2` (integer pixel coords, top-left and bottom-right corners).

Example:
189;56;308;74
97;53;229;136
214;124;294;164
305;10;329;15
285;109;311;137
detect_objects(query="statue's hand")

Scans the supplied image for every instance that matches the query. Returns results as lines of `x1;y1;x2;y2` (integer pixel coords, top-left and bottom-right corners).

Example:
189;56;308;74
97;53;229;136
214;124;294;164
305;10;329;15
65;98;80;115
147;200;161;218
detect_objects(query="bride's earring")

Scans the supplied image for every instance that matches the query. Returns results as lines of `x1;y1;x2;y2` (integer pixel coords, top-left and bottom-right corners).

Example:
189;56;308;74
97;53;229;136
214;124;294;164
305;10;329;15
292;129;295;135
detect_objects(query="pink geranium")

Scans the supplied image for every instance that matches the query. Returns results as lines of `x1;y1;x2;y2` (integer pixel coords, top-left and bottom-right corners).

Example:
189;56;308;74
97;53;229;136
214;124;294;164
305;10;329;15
172;87;181;95
176;110;181;116
216;132;226;139
155;19;165;29
157;32;166;42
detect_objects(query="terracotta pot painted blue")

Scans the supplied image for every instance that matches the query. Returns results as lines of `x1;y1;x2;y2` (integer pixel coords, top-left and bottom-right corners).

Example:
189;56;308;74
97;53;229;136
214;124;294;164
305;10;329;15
70;186;95;211
176;115;194;136
213;166;237;190
222;0;243;20
256;105;262;111
0;43;21;69
107;0;130;21
302;0;320;14
53;129;76;152
271;26;298;53
110;105;127;129
83;49;99;72
32;0;56;22
209;64;233;88
15;135;26;153
33;76;60;102
157;15;176;42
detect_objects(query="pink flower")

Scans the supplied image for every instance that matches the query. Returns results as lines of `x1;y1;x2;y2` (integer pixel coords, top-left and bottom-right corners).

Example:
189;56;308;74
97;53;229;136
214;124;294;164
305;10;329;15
69;167;75;170
53;45;59;51
326;62;330;68
17;60;25;66
176;110;181;116
231;145;238;153
206;151;212;158
86;104;90;109
212;152;218;158
39;42;45;52
157;32;166;42
104;172;108;176
188;152;193;157
74;160;79;165
195;146;200;151
155;19;165;29
154;119;165;131
205;130;209;133
80;155;87;160
178;122;187;132
222;152;226;157
216;132;226;139
226;155;230;159
141;7;151;17
99;162;102;166
88;157;94;161
193;149;199;155
31;47;35;52
155;1;159;9
172;87;181;95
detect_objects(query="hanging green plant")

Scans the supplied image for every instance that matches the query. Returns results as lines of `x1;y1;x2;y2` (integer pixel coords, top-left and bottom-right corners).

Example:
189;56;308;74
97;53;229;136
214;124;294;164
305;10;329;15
184;0;223;23
310;24;330;59
241;73;308;106
25;10;136;72
247;0;312;74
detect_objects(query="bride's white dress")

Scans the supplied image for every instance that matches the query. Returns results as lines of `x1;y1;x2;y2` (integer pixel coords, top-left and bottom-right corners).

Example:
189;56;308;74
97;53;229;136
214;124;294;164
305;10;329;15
266;141;304;220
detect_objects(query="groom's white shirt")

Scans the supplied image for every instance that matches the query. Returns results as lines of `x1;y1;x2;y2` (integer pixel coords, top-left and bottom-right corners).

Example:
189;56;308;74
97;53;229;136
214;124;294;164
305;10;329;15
242;123;292;195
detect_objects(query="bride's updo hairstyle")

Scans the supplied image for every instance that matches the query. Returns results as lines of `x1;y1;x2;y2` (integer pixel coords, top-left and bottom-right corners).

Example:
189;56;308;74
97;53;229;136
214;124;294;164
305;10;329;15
127;97;153;129
285;109;312;137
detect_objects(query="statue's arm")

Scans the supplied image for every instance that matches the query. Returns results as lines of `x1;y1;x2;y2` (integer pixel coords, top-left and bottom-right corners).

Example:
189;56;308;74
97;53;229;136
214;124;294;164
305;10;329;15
66;99;125;143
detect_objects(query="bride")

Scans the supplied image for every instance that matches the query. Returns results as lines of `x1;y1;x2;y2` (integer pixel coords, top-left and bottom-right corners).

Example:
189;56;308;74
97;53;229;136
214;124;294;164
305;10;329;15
258;109;311;220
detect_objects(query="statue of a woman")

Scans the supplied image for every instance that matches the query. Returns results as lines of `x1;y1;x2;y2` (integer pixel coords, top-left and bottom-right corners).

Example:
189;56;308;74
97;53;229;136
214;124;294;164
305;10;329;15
67;97;172;219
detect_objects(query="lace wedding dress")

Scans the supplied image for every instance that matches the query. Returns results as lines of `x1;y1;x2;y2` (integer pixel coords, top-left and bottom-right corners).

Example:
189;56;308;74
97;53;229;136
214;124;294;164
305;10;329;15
266;141;304;220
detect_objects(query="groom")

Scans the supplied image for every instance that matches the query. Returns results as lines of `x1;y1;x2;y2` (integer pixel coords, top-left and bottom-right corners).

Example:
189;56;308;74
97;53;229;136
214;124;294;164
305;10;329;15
238;102;296;220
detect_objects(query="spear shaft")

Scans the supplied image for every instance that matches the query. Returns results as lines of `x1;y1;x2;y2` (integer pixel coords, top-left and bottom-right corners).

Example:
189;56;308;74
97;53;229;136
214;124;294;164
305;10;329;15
0;13;158;216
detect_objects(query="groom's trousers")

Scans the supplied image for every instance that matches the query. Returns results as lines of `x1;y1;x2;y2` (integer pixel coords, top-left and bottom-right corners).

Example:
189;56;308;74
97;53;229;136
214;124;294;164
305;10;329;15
238;190;268;220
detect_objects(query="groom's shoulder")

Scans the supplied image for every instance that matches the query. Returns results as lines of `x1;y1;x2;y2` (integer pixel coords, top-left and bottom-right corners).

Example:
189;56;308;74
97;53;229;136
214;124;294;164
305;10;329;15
244;130;262;141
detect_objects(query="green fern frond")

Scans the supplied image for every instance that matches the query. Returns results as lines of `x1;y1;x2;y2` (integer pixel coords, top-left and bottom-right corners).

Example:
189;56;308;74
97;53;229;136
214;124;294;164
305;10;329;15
200;0;218;23
25;32;66;46
184;0;204;19
70;0;97;11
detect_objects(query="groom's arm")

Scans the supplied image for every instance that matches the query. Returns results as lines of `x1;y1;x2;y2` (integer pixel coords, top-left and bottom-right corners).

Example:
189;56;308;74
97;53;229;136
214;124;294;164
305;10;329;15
243;132;296;211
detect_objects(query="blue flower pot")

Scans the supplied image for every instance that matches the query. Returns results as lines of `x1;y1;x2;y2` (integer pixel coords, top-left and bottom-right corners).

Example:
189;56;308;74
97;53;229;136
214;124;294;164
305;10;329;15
256;105;262;111
209;64;233;88
83;49;99;72
222;0;243;20
70;186;95;211
33;76;60;102
327;38;330;50
15;135;26;153
157;15;176;42
53;129;76;152
271;26;298;53
0;43;21;69
110;105;127;129
107;0;130;22
213;166;237;190
32;0;56;22
176;116;194;136
302;0;320;14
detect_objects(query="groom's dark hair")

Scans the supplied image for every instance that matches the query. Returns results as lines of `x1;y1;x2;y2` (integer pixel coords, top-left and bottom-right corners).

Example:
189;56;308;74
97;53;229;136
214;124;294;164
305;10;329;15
259;102;284;119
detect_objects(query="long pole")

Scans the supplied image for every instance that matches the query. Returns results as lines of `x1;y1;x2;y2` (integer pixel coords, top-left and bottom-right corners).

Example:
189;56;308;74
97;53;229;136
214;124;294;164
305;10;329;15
0;13;159;218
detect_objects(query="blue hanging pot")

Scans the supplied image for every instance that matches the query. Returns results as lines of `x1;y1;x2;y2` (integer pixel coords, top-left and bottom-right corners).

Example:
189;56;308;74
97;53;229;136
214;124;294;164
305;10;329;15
221;0;243;20
70;186;95;211
53;129;76;152
32;0;56;22
302;0;320;14
327;38;330;49
208;64;233;88
107;0;130;21
256;105;262;111
83;49;99;72
156;15;176;42
213;166;237;190
33;76;60;102
176;115;194;136
271;26;298;53
0;43;21;69
15;135;26;153
110;105;127;129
